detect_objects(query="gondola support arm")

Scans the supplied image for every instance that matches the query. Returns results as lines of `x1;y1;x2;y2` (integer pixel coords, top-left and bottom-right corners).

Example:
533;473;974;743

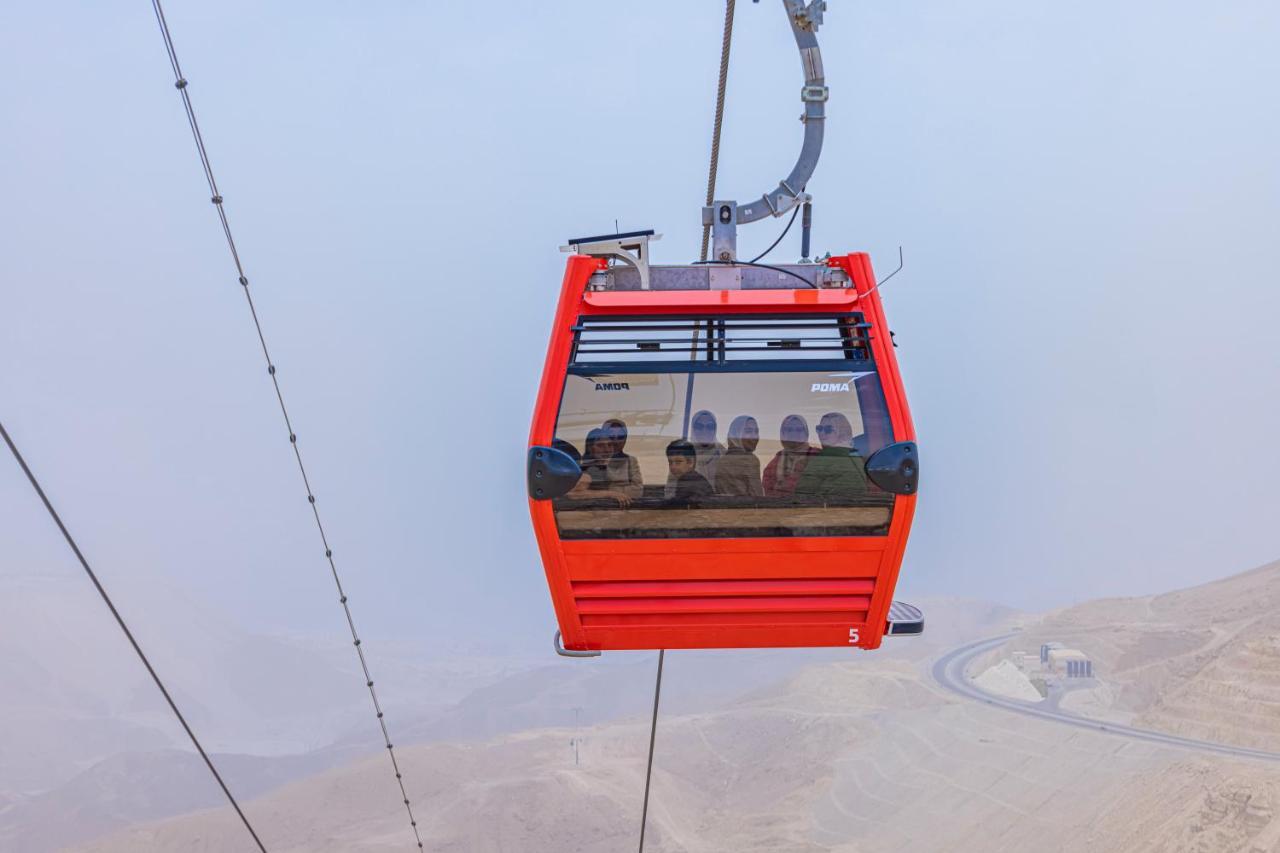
702;0;828;261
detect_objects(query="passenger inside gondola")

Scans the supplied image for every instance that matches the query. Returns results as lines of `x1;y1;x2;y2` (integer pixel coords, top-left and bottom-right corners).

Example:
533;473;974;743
600;418;644;499
689;409;725;482
557;435;633;507
795;412;868;497
665;409;724;497
716;415;763;497
762;414;814;497
664;439;713;507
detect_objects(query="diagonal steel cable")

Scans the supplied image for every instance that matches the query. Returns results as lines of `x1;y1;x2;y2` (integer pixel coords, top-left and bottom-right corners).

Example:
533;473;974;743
699;0;737;262
0;421;270;853
147;1;424;848
637;649;666;852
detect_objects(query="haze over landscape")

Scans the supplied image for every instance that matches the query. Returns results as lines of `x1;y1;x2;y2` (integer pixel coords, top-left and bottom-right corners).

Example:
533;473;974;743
2;1;1279;851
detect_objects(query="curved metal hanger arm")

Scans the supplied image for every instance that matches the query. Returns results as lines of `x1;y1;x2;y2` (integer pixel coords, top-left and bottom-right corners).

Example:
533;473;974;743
735;0;827;225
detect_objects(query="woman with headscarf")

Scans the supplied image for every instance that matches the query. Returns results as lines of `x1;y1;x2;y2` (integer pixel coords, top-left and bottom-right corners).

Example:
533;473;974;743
600;418;644;499
580;428;635;506
795;412;868;498
762;414;815;497
715;415;764;497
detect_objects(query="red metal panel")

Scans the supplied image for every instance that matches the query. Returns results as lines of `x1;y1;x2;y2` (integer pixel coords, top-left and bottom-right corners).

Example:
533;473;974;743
576;595;872;615
583;288;858;311
581;624;872;651
580;612;868;629
563;548;883;582
571;578;875;598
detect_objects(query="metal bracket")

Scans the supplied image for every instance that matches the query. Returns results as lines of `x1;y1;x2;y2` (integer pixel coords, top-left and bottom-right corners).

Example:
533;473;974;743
554;630;601;658
819;266;851;288
703;201;739;261
787;0;826;32
561;229;661;290
801;84;829;103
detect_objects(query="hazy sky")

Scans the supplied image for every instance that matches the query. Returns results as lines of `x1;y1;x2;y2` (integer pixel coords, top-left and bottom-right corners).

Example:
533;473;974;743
3;1;1278;659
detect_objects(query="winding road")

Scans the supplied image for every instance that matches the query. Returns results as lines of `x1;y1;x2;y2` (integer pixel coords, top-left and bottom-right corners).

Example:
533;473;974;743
931;634;1280;764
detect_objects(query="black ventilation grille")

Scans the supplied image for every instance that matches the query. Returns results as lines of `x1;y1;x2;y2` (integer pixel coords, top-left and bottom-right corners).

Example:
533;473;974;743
570;314;872;367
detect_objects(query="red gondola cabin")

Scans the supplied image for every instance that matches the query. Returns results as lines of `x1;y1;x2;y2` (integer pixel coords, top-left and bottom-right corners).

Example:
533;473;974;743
528;236;921;654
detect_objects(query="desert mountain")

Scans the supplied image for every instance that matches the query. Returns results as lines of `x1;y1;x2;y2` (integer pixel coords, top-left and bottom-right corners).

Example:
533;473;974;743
24;563;1280;852
72;644;1280;853
993;558;1280;750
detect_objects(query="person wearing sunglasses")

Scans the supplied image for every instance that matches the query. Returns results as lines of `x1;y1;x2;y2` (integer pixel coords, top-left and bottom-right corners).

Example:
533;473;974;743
762;414;815;497
795;412;868;498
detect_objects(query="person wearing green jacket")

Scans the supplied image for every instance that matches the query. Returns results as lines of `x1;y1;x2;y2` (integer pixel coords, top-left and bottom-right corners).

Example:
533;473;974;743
795;412;868;498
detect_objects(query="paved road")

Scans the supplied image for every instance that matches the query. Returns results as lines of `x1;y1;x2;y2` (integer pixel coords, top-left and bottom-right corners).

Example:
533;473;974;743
931;634;1280;764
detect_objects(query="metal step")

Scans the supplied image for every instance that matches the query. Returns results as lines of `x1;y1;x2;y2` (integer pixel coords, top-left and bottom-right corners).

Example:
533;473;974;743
885;601;924;636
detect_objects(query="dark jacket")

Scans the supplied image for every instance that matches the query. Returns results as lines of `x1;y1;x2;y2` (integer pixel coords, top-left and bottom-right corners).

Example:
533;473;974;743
794;447;868;498
668;470;713;506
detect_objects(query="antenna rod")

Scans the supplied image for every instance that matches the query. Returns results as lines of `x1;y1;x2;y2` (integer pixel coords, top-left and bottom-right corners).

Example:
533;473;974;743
800;200;813;261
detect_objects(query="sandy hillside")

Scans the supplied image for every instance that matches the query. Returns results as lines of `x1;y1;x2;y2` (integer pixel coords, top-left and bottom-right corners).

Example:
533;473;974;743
41;565;1280;852
0;593;1011;852
992;559;1280;750
68;650;1280;853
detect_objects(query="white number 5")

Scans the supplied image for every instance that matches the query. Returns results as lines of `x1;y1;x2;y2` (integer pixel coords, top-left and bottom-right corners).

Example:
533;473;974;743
848;628;860;644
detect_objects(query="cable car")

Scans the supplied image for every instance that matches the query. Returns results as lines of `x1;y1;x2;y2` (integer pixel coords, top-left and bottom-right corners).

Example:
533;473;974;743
527;234;921;654
526;0;921;654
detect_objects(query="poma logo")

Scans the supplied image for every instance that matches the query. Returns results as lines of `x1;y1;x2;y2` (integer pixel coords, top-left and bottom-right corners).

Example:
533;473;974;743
595;382;631;391
811;371;872;393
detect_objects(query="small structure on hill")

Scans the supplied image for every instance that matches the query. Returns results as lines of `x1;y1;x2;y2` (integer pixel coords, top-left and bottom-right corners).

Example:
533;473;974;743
1047;648;1094;678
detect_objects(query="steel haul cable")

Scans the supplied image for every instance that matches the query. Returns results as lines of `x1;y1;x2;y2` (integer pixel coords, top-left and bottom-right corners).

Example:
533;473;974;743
637;649;666;853
699;0;737;262
147;1;425;847
0;421;270;853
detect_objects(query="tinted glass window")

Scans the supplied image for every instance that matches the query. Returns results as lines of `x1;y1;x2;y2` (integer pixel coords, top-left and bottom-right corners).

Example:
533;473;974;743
552;368;895;539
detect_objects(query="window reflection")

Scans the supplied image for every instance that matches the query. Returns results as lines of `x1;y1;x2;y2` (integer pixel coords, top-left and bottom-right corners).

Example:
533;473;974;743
553;370;894;539
717;416;763;497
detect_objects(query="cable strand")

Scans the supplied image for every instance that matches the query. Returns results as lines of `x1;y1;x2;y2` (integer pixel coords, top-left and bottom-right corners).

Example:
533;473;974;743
700;0;736;262
147;1;425;847
637;649;666;853
0;421;269;853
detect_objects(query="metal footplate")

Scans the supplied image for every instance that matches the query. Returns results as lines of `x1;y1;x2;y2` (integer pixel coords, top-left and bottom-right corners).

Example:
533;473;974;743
885;601;924;637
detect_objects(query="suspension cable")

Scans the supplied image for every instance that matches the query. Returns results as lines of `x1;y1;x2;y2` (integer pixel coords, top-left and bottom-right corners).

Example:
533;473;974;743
637;649;666;853
747;202;801;264
0;421;270;853
699;0;737;262
147;2;424;848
